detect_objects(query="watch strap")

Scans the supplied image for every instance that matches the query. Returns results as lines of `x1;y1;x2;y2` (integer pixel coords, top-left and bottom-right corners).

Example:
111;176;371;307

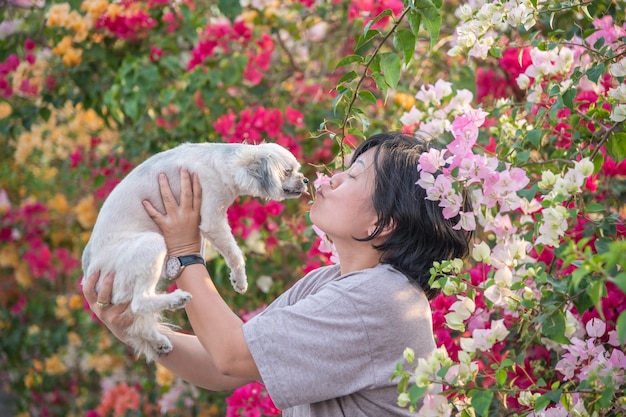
177;254;205;267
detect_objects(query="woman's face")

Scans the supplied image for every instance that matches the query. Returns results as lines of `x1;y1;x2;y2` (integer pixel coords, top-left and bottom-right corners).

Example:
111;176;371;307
310;148;379;242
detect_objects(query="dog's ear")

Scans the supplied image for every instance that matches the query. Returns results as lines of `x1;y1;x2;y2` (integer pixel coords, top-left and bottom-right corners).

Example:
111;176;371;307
234;150;275;196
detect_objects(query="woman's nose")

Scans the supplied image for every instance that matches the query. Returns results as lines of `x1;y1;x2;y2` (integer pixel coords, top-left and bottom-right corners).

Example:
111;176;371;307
329;172;343;189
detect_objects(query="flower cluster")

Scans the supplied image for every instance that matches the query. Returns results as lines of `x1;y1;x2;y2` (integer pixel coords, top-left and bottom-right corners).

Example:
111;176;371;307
226;381;281;417
188;18;274;85
214;105;305;159
392;3;626;414
449;0;541;58
416;109;529;232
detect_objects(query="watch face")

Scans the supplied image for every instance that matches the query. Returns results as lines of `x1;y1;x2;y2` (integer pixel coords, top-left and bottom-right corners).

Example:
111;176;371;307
165;257;181;279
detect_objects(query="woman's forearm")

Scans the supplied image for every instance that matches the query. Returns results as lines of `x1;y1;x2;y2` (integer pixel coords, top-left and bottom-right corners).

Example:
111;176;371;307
174;264;261;380
157;330;253;391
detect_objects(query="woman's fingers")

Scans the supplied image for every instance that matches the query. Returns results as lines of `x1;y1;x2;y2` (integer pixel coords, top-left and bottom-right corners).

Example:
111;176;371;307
192;172;202;213
180;168;193;211
158;172;177;211
82;270;100;303
96;272;115;307
82;270;116;311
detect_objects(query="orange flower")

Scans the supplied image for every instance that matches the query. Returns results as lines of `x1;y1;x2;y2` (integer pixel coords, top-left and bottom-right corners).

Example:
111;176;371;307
62;47;83;66
48;193;68;213
46;3;71;27
96;382;141;417
75;195;97;228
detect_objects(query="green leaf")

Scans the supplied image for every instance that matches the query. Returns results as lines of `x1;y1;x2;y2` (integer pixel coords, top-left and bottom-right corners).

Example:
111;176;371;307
413;0;442;49
407;8;422;36
588;280;607;319
394;29;416;65
534;394;552;411
585;202;605;213
338;70;359;85
495;369;507;386
409;384;428;405
218;0;242;22
356;29;380;50
585;63;605;84
542;310;569;344
335;54;364;69
380;52;401;89
358;90;377;106
562;88;577;109
617;311;626;346
606;132;626;161
470;390;494;417
371;71;388;99
613;272;626;295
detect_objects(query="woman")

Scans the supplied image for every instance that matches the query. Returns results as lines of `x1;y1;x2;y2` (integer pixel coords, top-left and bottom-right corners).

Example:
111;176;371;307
83;132;471;416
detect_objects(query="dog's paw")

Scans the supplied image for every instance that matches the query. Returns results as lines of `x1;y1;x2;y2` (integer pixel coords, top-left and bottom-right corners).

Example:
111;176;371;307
230;275;248;294
155;340;173;357
167;290;192;310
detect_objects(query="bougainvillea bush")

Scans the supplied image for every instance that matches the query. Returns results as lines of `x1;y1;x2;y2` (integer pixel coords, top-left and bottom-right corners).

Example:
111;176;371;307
0;0;624;416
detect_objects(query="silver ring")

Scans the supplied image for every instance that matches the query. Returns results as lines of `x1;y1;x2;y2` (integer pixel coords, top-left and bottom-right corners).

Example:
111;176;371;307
96;301;111;309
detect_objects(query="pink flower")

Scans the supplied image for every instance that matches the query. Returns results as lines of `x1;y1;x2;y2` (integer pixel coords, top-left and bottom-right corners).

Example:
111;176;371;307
498;48;532;83
586;318;606;338
226;382;280;417
149;45;163;62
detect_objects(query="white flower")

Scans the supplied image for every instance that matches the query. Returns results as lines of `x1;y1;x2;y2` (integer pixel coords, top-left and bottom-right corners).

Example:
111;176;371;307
538;170;557;189
458;4;474;21
610;104;626;122
444;296;475;331
516;73;531;89
459;337;475;353
609;57;626;77
414;346;452;387
472;241;491;263
472;319;509;351
574;157;594;177
536;205;569;246
518;391;541;407
399;106;424;126
483;284;514;306
416;394;453;417
256;275;273;293
494;267;513;287
608;84;626;101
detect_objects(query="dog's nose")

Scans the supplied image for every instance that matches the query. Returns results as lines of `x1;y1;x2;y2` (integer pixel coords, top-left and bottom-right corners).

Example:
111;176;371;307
303;178;309;184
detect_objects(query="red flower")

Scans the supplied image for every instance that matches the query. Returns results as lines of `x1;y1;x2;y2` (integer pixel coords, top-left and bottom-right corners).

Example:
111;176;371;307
226;381;280;417
498;48;532;84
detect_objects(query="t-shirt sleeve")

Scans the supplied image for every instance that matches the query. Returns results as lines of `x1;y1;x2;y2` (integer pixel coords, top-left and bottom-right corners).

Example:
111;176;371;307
242;279;378;410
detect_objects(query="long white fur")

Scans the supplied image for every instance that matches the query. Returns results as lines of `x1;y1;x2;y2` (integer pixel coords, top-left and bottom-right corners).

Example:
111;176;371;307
82;142;307;361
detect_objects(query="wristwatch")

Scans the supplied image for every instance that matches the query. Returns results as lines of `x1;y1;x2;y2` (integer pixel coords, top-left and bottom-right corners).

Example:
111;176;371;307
165;254;205;280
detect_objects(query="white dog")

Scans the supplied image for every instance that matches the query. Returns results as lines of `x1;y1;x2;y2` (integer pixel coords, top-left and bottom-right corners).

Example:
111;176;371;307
82;142;307;361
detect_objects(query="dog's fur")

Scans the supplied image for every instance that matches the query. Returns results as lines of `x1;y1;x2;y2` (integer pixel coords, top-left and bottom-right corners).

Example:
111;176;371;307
82;142;307;361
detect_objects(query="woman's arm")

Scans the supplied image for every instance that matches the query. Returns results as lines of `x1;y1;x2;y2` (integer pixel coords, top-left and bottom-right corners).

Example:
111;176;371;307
82;270;255;390
157;330;254;390
142;168;262;381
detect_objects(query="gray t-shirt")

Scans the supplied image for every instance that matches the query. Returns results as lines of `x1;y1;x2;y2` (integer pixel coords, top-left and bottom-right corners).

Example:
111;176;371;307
242;263;437;416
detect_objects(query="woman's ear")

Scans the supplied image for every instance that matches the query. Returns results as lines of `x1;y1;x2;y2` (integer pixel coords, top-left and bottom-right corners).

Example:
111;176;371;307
367;219;395;238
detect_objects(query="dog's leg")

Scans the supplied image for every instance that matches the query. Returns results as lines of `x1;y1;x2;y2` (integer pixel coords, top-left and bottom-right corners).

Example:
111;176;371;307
200;215;248;293
112;232;192;361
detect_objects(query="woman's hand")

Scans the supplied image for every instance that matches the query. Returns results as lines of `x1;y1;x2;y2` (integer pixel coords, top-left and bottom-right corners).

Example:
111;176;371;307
82;271;133;344
143;168;203;256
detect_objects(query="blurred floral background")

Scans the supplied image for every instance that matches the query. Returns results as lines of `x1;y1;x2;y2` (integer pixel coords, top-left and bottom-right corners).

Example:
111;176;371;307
1;0;625;416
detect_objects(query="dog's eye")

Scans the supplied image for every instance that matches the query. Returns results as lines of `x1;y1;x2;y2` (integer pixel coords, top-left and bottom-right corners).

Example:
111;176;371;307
284;168;293;176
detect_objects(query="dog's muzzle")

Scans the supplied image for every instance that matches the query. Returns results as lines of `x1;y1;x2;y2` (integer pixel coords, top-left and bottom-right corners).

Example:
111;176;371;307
283;177;308;196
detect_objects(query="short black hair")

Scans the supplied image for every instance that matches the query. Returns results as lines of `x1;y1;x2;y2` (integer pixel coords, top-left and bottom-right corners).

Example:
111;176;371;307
351;132;471;300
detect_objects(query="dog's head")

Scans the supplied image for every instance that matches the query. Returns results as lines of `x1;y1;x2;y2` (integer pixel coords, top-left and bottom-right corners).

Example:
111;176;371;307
235;143;308;200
